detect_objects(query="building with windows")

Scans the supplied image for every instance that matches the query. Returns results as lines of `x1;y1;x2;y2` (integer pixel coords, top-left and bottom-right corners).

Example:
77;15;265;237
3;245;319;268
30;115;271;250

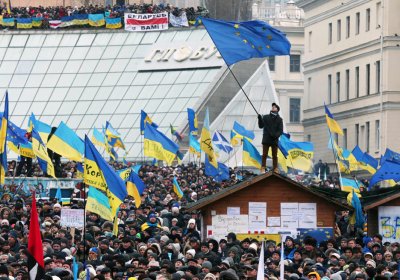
296;0;400;161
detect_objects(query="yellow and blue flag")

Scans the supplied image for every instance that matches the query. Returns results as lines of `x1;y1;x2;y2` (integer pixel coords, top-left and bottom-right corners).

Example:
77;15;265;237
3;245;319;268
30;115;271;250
340;177;361;193
200;108;218;168
243;138;262;169
172;177;184;199
55;186;62;202
200;17;291;66
106;17;122;29
231;121;255;146
279;134;314;172
2;18;15;27
347;189;365;229
88;14;105;26
86;186;113;221
46;122;84;162
91;128;106;148
32;17;43;27
325;105;343;135
127;170;146;208
84;136;127;216
118;168;131;181
60;16;74;28
369;160;400;188
28;113;52;144
72;14;88;25
187;108;198;136
31;128;55;178
0;92;8;184
6;118;34;158
16;18;32;29
189;134;201;157
105;121;125;150
140;110;158;135
144;125;179;165
352;145;376;174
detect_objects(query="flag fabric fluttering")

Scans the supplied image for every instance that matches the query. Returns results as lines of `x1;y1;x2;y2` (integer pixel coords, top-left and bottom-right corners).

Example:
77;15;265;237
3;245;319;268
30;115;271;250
189;134;201;157
200;108;218;168
381;148;400;165
352;145;377;174
170;124;184;142
369;160;400;188
187;108;198;136
55;186;62;202
140;110;158;135
126;170;146;208
347;189;365;229
27;192;45;280
200;17;291;66
31;128;56;178
91;128;106;148
324;104;343;135
230;121;255;146
172;177;184;199
0;91;8;185
212;130;233;154
242;138;262;169
28;113;52;144
143;125;179;165
105;121;125;150
86;186;113;221
340;177;361;193
6;119;35;158
279;134;314;172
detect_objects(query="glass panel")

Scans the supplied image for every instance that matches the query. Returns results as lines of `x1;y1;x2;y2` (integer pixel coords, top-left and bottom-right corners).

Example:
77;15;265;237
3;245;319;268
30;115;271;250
93;33;112;46
0;35;11;47
124;86;142;99
129;99;149;113
117;46;136;59
4;48;23;60
54;47;73;60
139;85;157;99
15;61;35;74
30;101;47;115
14;102;33;115
58;101;77;115
63;60;83;73
91;114;112;128
10;35;28;47
125;59;141;71
26;34;46;47
70;47;90;60
86;47;106;59
37;47;56;60
125;33;144;45
146;99;162;112
73;101;91;114
80;87;99;100
161;71;179;84
10;115;25;127
193;83;208;97
43;101;62;115
52;115;70;126
167;84;184;98
87;100;106;114
203;69;220;82
142;32;160;44
21;48;40;60
158;31;176;42
35;88;53;101
26;74;45;89
103;73;121;86
110;59;129;72
120;113;139;128
132;45;149;58
31;61;51;73
109;114;125;127
48;61;67;73
115;101;132;114
57;74;76;87
132;72;151;85
43;34;63;47
0;61;18;74
79;114;97;128
94;60;113;72
172;30;191;41
190;70;208;83
110;33;128;45
38;116;54;125
7;88;22;102
0;75;12;87
77;34;96;46
87;73;106;86
66;115;83;128
72;73;91;87
117;72;136;86
101;100;120;114
0;49;5;61
158;99;176;112
152;85;171;98
19;88;38;101
79;60;98;73
42;74;61;87
187;29;207;41
102;46;121;59
95;87;113;100
66;87;84;101
147;72;165;85
180;83;199;97
176;70;194;83
9;75;29;88
162;113;180;126
50;88;69;101
60;34;79;46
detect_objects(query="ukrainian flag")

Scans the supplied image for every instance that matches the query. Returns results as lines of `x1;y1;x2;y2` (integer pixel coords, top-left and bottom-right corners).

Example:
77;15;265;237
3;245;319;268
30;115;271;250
105;121;125;150
173;177;184;199
91;128;106;148
86;186;113;221
189;134;200;157
84;135;127;216
88;14;105;27
28;113;52;144
106;17;122;29
325;105;343;135
127;170;146;208
118;168;131;181
2;17;15;27
144;125;179;165
347;189;365;229
0;92;9;185
72;14;88;25
140;110;158;135
279;134;314;172
46;122;84;162
32;17;43;27
340;177;361;193
16;18;32;29
31;128;55;178
231;121;255;146
242;138;262;169
187;108;198;136
200;108;218;168
60;16;74;27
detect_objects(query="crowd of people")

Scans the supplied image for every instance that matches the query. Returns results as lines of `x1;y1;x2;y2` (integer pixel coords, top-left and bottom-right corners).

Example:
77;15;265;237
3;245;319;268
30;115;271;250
0;3;209;29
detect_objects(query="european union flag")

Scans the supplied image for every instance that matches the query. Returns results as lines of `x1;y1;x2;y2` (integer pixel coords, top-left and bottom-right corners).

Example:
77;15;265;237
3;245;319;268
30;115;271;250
215;162;230;182
200;17;291;66
369;160;400;188
381;148;400;165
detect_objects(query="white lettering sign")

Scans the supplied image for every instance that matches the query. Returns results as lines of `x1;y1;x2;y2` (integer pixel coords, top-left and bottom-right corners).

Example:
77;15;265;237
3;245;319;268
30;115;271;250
60;209;84;228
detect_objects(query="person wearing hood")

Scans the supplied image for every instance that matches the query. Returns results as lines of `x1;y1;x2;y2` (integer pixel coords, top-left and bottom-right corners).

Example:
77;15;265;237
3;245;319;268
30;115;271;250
140;213;162;237
258;102;283;173
183;218;200;241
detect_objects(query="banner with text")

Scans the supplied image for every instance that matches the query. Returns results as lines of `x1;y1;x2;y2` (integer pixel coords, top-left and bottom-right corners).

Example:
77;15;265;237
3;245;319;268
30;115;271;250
378;206;400;243
124;12;168;32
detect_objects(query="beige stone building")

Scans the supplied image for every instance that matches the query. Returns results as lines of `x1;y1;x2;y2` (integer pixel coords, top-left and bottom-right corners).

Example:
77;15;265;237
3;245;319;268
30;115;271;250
296;0;400;162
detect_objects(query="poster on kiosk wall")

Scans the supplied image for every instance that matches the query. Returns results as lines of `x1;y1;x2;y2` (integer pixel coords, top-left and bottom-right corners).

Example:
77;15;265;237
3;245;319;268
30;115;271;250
378;206;400;243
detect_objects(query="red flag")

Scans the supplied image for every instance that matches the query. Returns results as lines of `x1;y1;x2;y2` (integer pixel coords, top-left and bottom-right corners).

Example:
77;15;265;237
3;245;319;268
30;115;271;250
27;191;45;280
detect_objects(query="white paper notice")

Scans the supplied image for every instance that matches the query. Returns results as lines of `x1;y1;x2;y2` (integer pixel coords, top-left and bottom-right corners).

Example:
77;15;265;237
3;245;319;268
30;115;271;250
299;203;317;228
281;203;299;216
227;207;240;216
267;217;281;227
248;202;267;230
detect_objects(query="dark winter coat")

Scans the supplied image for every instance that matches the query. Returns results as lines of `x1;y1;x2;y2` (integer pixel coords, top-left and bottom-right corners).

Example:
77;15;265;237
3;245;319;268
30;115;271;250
258;113;283;146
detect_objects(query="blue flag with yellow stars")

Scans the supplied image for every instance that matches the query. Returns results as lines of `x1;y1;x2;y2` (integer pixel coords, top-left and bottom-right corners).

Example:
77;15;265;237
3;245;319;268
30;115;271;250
200;17;291;66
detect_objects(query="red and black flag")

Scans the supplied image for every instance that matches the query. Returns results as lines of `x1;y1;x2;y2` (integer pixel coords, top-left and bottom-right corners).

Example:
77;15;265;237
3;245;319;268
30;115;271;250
27;191;45;280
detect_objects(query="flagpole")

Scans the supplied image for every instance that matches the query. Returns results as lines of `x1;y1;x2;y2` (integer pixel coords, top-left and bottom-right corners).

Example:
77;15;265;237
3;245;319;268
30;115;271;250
327;129;343;188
